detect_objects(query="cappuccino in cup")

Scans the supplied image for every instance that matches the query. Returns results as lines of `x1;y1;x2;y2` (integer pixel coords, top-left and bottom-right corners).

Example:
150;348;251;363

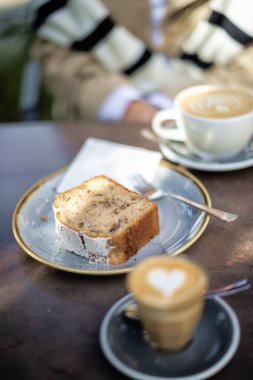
180;89;253;119
152;85;253;160
127;256;208;351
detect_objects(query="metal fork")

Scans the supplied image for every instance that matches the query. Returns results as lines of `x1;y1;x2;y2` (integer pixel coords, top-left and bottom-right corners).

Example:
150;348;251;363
125;278;250;321
130;174;238;222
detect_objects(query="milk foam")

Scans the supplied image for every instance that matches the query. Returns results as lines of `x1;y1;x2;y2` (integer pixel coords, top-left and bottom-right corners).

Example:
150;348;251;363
189;94;242;116
147;268;186;297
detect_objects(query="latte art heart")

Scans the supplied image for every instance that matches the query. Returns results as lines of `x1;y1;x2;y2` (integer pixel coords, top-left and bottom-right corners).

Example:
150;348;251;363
147;268;186;297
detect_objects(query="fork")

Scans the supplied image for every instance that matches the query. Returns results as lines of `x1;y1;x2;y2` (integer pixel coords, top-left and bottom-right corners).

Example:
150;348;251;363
125;278;250;321
130;174;238;222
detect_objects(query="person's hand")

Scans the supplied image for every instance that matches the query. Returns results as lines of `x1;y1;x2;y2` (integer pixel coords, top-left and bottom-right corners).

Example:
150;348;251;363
122;100;159;124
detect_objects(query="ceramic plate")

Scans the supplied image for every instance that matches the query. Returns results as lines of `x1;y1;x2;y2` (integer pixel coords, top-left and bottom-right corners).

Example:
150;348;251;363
100;294;240;380
12;161;210;275
160;138;253;172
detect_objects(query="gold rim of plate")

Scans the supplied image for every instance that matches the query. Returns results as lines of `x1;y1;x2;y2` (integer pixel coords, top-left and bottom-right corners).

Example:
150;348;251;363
12;161;211;275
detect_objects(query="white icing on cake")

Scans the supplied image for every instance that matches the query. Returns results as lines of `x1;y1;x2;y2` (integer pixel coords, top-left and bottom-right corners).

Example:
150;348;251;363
147;268;186;297
53;206;113;264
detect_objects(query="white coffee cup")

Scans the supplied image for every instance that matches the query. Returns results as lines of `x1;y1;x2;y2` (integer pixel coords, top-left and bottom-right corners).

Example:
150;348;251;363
152;85;253;160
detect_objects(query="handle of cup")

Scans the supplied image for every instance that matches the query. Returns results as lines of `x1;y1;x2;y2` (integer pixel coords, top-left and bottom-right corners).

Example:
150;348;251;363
152;109;185;142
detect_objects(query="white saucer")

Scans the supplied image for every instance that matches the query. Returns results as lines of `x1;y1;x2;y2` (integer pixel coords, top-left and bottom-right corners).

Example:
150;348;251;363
160;139;253;172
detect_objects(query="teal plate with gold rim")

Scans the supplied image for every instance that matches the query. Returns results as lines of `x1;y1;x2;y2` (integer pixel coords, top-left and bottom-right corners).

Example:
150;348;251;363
13;162;210;275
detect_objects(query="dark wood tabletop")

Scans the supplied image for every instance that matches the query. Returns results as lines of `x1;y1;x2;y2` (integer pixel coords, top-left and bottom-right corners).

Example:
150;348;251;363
1;121;253;380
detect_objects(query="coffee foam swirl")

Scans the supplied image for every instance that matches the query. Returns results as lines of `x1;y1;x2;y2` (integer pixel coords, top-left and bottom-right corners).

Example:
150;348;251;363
189;94;242;116
181;89;253;118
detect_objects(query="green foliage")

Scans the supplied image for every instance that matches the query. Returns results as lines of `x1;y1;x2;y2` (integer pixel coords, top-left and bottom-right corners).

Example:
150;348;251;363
0;35;27;121
0;4;52;122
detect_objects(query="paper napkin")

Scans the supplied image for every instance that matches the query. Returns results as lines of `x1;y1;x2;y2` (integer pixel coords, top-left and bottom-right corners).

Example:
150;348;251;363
57;138;162;193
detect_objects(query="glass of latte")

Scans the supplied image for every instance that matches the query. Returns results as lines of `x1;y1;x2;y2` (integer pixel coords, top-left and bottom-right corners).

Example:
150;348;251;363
127;256;208;351
152;85;253;160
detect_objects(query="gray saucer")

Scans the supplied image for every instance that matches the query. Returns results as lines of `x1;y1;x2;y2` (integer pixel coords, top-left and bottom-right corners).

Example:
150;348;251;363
160;138;253;172
100;294;240;380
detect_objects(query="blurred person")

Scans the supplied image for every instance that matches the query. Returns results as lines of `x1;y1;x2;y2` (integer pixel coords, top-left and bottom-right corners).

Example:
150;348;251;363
30;0;253;124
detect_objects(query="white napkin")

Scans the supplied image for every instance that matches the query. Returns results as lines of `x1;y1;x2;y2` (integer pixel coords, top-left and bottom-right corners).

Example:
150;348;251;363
57;138;162;193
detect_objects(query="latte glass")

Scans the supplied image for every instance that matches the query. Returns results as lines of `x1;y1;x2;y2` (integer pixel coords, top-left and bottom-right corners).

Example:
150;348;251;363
127;256;208;351
152;85;253;160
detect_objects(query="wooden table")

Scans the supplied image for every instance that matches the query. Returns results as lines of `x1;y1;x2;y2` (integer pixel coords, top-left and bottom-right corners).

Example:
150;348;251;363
1;121;253;380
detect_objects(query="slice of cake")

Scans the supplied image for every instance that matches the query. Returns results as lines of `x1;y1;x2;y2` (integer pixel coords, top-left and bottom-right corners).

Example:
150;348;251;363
53;175;160;265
